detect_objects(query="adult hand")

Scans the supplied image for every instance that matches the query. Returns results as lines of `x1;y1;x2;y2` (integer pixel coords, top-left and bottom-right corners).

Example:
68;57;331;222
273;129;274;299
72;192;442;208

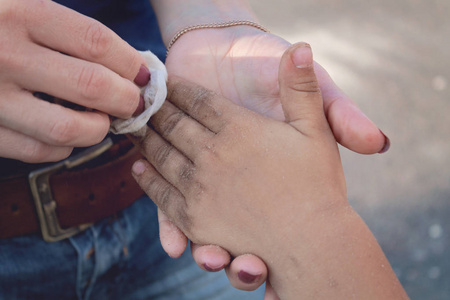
166;28;389;154
0;0;147;162
157;27;389;294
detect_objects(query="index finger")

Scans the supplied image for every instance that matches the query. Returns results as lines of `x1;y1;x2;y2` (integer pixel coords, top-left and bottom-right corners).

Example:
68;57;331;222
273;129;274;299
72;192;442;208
25;0;145;81
167;77;242;133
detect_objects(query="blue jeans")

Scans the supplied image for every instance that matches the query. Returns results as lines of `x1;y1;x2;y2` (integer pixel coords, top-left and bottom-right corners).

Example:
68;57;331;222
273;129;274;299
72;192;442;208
0;197;264;299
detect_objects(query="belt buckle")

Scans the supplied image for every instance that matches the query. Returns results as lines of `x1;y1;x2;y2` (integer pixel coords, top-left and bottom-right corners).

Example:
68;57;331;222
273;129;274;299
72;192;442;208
29;138;114;242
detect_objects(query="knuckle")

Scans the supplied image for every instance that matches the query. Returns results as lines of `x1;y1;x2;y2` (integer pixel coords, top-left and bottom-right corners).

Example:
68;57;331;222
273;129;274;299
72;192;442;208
151;181;175;215
312;118;331;133
0;1;19;24
77;65;108;100
194;138;222;168
190;181;208;204
0;51;19;75
189;88;218;117
190;87;214;107
0;10;24;71
20;141;49;163
21;141;71;163
292;77;321;93
157;186;173;214
178;163;197;186
84;21;113;59
168;80;221;119
153;143;173;167
198;141;218;162
144;175;192;233
47;114;79;145
160;111;184;137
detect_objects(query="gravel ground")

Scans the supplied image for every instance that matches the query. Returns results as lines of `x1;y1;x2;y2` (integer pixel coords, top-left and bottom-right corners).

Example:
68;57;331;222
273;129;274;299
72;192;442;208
249;0;450;298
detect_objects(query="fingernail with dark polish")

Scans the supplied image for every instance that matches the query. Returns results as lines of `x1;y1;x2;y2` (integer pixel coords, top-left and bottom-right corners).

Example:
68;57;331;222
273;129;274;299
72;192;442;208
238;270;261;284
203;263;224;272
133;95;145;116
378;130;391;154
134;65;151;87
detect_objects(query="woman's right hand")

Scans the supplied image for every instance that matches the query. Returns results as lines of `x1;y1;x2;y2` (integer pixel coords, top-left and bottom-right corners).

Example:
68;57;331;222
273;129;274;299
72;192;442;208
0;0;147;162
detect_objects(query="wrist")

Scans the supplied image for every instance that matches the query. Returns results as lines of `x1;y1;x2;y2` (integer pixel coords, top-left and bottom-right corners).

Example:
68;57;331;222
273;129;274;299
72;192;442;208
150;0;259;46
266;205;404;299
166;21;269;54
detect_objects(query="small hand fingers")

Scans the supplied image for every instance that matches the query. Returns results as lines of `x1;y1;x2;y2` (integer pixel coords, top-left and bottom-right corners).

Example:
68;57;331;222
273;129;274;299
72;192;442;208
167;77;240;133
225;254;267;291
0;126;72;163
131;126;196;195
191;242;231;272
158;208;188;258
132;159;189;231
278;43;326;134
149;99;215;162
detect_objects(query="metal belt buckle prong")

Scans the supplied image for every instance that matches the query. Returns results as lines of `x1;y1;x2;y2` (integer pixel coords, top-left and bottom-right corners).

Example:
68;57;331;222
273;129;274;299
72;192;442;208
28;138;114;242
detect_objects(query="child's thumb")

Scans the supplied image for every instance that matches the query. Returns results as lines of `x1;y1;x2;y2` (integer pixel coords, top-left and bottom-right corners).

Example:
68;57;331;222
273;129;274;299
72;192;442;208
279;43;326;133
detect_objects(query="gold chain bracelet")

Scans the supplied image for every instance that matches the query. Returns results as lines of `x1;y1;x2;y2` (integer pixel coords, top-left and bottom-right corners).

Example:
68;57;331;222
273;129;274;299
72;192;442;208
166;20;269;56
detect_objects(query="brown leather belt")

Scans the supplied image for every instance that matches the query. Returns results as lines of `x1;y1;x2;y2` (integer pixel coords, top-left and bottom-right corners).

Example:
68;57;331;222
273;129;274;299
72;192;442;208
0;138;145;241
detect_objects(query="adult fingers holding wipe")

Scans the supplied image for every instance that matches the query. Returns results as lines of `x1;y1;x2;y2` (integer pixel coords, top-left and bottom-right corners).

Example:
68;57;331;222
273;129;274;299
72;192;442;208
0;0;147;162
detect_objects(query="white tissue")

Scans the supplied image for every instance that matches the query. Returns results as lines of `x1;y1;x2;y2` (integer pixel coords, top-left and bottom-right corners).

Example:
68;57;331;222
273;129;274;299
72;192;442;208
110;50;168;136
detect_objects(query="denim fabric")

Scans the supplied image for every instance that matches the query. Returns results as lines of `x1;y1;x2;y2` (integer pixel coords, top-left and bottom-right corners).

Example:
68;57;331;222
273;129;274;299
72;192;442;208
0;197;264;299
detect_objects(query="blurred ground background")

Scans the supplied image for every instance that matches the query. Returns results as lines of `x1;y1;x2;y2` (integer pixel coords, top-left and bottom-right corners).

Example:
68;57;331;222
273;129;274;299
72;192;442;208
248;0;450;299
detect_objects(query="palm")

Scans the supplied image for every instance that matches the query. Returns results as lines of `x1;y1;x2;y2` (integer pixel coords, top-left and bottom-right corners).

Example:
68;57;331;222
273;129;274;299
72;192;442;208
165;31;290;121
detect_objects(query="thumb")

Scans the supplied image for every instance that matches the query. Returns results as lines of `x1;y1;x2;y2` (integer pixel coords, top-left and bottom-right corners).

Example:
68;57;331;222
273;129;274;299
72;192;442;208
278;42;326;133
